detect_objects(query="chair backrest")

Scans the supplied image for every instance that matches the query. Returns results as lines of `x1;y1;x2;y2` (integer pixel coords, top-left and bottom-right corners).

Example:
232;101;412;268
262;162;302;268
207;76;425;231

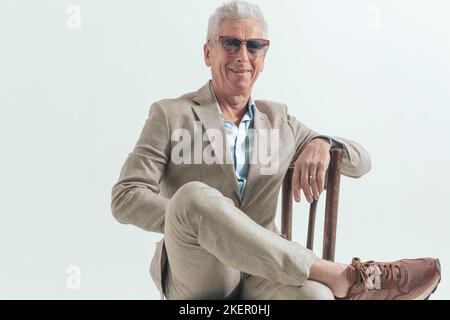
281;148;343;261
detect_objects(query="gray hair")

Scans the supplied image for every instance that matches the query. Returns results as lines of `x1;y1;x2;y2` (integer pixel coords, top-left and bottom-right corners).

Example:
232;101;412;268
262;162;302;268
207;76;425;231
206;1;268;41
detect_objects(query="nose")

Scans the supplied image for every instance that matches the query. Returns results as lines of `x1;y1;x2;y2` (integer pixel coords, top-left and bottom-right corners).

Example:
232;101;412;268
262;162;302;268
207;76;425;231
236;42;250;63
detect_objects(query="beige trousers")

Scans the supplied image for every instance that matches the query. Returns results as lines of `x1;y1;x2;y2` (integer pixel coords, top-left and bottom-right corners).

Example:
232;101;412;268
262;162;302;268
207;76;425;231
162;181;334;300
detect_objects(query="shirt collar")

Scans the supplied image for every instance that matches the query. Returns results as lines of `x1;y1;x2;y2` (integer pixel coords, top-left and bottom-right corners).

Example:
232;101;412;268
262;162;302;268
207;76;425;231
209;80;255;122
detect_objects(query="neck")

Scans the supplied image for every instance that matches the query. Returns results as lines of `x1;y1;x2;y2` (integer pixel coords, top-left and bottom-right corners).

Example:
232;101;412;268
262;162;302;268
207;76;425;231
211;81;251;124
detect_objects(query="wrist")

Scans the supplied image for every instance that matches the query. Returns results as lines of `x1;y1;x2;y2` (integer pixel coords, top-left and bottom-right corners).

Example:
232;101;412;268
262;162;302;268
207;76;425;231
312;137;332;148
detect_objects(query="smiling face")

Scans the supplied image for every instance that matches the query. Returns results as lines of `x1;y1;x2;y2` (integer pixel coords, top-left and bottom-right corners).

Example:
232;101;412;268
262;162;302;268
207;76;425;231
204;18;268;97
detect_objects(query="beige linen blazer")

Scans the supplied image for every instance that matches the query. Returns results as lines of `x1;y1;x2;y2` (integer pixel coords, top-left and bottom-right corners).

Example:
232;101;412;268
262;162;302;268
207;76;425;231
111;81;371;297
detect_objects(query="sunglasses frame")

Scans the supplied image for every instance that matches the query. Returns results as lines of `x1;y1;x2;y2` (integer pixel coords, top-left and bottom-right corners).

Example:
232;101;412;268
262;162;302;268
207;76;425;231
211;36;270;57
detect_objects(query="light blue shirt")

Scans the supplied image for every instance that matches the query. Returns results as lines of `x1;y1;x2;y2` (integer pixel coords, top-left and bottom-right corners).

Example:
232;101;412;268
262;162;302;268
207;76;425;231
210;82;255;197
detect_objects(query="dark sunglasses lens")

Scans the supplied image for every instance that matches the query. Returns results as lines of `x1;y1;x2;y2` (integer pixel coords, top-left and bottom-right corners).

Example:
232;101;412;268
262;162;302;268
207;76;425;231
221;38;241;54
246;40;267;55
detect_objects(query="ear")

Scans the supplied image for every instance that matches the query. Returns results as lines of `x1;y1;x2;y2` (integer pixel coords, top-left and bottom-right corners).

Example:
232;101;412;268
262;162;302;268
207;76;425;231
260;56;266;73
203;43;211;67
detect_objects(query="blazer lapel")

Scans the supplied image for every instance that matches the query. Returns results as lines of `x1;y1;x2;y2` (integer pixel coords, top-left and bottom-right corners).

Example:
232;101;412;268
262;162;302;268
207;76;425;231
191;81;241;202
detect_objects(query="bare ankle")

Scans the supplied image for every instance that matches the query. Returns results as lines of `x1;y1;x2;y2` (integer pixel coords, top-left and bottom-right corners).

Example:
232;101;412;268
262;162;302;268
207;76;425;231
309;259;350;298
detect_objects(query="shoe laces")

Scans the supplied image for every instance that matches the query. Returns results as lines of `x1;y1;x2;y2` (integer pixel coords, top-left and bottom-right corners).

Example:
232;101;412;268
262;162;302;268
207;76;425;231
351;257;401;291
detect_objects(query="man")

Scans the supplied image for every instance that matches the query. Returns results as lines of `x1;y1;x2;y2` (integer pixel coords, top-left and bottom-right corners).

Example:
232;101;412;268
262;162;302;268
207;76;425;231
111;1;440;300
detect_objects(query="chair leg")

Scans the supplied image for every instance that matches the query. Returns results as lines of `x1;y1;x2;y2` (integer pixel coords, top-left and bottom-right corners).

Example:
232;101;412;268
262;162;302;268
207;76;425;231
281;168;293;241
322;149;343;261
306;200;317;250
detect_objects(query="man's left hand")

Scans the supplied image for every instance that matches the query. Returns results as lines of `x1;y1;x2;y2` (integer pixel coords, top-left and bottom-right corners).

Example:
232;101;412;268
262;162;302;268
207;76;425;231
292;138;331;203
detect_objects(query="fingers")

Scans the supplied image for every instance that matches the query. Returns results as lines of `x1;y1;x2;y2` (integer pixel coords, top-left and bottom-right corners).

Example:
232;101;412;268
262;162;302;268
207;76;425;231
301;167;313;203
293;157;316;204
317;159;327;193
298;156;326;203
310;152;329;200
292;142;331;203
309;160;320;201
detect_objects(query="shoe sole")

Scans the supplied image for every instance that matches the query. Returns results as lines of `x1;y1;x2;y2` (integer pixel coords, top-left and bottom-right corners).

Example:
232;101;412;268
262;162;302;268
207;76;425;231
415;258;441;300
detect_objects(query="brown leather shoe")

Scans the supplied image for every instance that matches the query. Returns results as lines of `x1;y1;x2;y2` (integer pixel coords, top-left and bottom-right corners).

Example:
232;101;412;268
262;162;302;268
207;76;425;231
338;257;441;300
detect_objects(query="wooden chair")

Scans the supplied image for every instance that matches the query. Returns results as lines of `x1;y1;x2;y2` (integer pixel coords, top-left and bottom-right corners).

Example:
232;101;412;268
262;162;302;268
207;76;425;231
281;148;343;262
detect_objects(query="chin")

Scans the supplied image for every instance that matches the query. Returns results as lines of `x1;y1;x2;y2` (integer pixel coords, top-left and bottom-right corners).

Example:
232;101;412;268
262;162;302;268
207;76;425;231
227;79;252;92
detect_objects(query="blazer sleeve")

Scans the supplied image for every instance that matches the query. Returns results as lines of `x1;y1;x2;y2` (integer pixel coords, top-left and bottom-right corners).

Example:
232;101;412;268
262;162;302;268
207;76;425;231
111;102;170;234
286;108;372;178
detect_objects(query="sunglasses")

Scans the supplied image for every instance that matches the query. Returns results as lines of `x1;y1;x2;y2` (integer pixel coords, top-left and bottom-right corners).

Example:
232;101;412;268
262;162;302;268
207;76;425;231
212;36;270;57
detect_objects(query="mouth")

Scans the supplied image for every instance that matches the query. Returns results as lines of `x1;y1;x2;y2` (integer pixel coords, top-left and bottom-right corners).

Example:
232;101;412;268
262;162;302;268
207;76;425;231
228;67;252;74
